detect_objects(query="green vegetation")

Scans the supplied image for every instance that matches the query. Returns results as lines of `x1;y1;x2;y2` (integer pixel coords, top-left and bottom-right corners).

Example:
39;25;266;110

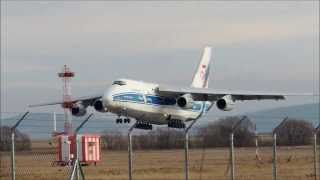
0;126;31;151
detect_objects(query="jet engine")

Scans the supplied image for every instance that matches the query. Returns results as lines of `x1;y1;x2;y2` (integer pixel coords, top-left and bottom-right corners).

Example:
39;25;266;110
216;95;235;111
177;94;194;109
71;103;87;116
94;99;107;112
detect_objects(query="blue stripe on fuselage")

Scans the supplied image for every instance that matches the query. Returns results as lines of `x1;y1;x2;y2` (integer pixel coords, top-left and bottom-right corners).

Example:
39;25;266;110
112;92;211;112
145;94;176;106
113;92;145;104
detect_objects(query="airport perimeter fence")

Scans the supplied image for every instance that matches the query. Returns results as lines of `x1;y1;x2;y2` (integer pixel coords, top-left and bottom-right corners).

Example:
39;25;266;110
0;111;319;180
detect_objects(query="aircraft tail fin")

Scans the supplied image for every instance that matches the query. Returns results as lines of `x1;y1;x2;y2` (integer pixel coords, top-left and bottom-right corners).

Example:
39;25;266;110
191;47;212;88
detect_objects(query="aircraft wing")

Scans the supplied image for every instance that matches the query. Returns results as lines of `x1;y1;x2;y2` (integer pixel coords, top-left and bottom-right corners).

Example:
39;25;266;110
157;85;312;102
29;94;102;107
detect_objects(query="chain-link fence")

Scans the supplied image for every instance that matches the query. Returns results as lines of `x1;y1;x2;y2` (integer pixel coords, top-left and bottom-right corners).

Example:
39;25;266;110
1;112;319;180
0;112;72;180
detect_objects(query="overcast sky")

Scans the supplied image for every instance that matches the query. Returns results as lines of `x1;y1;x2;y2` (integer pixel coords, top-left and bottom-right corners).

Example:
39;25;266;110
1;1;319;115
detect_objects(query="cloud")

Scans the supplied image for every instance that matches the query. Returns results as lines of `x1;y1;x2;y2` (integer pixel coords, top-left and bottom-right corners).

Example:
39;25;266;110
1;1;318;112
2;1;318;56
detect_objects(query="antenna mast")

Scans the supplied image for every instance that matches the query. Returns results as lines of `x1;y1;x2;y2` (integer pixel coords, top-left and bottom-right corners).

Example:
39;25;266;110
58;65;74;134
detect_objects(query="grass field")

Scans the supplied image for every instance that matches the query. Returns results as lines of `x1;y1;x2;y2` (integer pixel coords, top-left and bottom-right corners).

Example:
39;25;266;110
0;140;318;180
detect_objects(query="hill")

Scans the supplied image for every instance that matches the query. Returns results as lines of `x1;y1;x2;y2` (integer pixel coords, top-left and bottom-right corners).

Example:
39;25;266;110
1;103;319;138
245;103;319;132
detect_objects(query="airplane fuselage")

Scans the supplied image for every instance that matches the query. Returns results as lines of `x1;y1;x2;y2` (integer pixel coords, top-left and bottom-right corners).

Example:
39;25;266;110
102;79;212;125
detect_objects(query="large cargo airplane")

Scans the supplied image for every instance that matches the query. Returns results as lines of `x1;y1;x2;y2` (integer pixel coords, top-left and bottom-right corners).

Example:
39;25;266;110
30;47;294;129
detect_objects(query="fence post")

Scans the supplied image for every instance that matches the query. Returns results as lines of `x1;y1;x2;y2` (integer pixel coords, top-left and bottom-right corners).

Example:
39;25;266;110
10;111;29;180
184;131;189;180
184;109;206;180
272;133;277;180
227;116;247;180
254;124;260;160
11;131;15;180
314;124;320;180
184;120;197;180
314;133;317;180
230;133;235;180
128;123;136;180
184;102;210;180
270;117;288;180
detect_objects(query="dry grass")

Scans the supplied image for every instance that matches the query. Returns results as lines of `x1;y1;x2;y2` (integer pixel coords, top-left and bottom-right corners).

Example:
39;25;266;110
0;140;318;180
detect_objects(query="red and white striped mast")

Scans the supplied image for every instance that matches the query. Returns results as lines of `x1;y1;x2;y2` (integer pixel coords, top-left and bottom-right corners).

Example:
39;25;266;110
58;65;74;135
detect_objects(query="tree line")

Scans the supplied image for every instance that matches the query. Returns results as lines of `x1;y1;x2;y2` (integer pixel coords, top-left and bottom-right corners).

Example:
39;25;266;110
100;116;317;150
0;126;31;151
0;116;317;151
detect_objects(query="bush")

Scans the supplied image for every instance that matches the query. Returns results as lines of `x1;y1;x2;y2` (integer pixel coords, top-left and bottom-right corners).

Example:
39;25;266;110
101;128;184;150
100;130;127;150
0;126;31;151
133;128;184;150
275;119;313;146
99;116;317;149
197;116;255;147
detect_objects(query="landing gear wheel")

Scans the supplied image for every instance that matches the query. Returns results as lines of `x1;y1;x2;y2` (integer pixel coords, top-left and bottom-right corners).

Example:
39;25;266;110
116;118;123;124
135;122;152;130
168;119;185;129
123;118;131;123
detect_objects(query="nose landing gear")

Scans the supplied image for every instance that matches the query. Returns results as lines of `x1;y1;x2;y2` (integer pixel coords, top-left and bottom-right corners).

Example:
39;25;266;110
124;118;130;123
116;118;123;124
116;117;131;124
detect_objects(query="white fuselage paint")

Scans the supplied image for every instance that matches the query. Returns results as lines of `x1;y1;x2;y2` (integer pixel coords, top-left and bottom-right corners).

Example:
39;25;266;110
102;79;212;125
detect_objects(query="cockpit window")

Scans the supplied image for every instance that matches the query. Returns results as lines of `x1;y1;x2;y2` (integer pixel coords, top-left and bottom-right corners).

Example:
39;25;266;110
112;80;126;86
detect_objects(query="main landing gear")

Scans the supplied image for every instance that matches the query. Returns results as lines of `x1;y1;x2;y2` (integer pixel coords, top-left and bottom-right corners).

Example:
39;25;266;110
116;117;131;124
135;122;152;130
168;119;186;129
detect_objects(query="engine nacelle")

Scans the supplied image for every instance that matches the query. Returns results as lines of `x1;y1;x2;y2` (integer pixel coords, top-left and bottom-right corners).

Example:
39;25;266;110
177;94;194;109
71;103;87;116
93;99;107;113
216;95;235;111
